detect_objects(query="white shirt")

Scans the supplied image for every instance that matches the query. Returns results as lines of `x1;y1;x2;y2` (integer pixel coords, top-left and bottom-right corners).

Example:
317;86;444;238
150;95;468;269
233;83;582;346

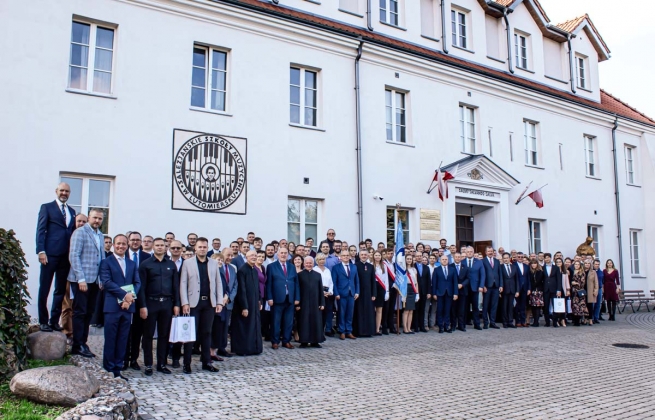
116;255;126;276
263;257;275;268
374;266;389;291
130;250;140;266
56;198;71;226
342;263;351;274
172;257;182;271
313;266;333;294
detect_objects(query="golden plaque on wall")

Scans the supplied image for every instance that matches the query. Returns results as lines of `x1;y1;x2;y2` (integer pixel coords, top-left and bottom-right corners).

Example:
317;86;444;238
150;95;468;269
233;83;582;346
420;209;441;240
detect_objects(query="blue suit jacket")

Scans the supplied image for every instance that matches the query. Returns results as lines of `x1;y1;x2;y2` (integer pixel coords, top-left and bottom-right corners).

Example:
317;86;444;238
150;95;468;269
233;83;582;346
232;254;246;270
432;264;458;297
513;262;530;292
464;258;485;291
220;263;238;310
100;254;141;313
36;201;76;256
331;262;359;298
265;261;299;304
482;257;503;288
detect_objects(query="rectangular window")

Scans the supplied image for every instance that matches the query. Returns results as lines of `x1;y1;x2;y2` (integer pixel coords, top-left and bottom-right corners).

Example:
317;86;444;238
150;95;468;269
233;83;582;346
68;20;115;94
190;45;228;112
380;0;399;26
459;105;476;153
287;198;319;247
386;208;410;248
587;225;601;258
577;56;586;89
584;135;597;177
524;120;538;166
514;33;528;69
290;67;318;127
385;89;406;143
451;10;467;49
60;174;112;233
528;220;542;254
629;229;641;275
625;146;636;184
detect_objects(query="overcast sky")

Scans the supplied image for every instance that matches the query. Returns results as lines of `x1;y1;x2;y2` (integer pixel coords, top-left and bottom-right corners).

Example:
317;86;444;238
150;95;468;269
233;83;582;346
540;0;655;119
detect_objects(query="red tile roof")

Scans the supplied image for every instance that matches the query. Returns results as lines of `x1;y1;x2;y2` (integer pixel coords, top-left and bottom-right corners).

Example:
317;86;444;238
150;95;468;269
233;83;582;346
555;13;611;55
219;0;653;126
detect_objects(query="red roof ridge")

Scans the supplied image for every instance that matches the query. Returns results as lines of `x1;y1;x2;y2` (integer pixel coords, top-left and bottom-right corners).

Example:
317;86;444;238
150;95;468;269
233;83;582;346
600;89;655;124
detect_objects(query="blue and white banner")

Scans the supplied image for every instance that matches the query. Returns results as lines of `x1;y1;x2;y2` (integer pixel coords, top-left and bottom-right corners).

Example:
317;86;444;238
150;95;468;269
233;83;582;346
393;221;408;303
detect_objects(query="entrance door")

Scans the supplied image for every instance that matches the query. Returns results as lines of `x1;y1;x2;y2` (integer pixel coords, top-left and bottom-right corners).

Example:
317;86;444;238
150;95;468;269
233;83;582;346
456;215;474;250
474;240;492;255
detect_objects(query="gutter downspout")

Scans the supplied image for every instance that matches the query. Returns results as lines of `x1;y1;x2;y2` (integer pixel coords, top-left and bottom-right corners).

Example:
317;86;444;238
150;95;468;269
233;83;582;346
610;116;625;290
502;7;513;73
567;34;576;94
366;0;374;31
355;39;364;242
440;0;448;54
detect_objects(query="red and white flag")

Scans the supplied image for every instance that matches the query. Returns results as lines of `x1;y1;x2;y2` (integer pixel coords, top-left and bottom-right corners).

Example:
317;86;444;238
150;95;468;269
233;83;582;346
528;189;544;208
436;166;457;201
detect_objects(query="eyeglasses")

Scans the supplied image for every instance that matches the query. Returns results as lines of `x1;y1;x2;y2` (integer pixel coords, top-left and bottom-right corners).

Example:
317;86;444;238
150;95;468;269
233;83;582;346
327;232;335;236
170;247;182;250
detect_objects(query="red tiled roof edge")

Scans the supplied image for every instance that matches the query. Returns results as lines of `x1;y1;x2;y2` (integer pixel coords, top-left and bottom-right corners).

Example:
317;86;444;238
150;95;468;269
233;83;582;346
217;0;653;126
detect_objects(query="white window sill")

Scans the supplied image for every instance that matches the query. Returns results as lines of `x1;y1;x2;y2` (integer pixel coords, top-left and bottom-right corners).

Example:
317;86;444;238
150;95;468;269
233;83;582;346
515;66;535;74
386;140;414;148
631;275;647;279
65;88;117;99
626;183;641;188
379;21;407;31
460;151;477;156
578;86;593;93
545;75;568;84
585;175;601;181
487;55;505;64
338;8;363;18
525;164;545;170
421;35;440;43
304;0;320;3
289;123;325;132
452;45;475;54
190;107;233;117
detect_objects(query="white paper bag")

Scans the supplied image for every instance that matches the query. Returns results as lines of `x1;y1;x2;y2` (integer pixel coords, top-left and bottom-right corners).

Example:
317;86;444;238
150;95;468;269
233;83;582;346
169;316;196;343
567;299;572;313
553;298;566;313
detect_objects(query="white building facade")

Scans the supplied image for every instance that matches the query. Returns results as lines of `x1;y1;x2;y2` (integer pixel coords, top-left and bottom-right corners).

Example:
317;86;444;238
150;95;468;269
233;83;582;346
1;0;654;317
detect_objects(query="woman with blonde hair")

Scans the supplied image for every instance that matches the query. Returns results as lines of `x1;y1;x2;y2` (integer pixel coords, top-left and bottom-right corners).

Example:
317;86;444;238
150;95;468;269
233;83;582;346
528;259;544;327
403;254;418;334
372;251;389;335
555;257;570;327
584;259;599;325
570;261;588;326
313;252;335;336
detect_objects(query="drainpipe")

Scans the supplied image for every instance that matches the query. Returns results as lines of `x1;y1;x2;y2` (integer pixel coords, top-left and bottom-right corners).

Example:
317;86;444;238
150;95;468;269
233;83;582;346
502;7;513;74
366;0;374;31
355;39;364;242
440;0;448;54
610;116;625;289
567;34;576;94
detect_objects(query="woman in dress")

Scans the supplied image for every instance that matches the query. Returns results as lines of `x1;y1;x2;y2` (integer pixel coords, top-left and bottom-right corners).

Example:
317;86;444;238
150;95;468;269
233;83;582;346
555;257;570;327
254;250;269;340
603;259;621;321
403;254;418;334
292;254;303;341
372;251;389;335
313;253;334;336
528;259;544;327
570;261;588;326
584;260;599;325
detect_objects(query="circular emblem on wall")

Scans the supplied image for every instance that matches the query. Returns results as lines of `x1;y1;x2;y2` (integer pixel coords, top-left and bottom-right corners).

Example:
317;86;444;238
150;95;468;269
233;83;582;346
174;134;246;211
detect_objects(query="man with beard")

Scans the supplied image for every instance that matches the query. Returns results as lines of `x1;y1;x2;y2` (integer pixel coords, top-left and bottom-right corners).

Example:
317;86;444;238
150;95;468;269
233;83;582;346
325;240;341;270
263;243;276;268
231;250;263;355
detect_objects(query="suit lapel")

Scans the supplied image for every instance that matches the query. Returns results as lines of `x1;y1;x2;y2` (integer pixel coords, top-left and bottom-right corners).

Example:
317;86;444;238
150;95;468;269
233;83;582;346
85;225;100;250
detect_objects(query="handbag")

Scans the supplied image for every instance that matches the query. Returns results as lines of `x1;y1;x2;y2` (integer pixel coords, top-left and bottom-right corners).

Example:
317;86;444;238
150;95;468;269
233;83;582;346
577;289;587;299
529;291;544;307
169;316;196;343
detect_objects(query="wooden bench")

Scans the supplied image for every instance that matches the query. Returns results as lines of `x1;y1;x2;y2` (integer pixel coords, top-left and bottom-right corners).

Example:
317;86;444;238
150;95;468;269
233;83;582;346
619;290;651;313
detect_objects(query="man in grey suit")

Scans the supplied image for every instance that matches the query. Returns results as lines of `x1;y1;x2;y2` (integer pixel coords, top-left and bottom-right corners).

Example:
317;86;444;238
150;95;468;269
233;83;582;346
68;208;107;358
180;237;224;374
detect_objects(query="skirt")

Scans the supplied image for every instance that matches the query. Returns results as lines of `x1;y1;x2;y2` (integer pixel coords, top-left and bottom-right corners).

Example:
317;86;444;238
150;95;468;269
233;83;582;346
405;286;416;311
375;283;386;308
529;291;544;307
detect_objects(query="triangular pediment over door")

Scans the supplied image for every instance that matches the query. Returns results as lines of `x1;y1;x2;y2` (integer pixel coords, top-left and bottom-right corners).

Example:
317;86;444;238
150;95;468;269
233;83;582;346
441;154;520;191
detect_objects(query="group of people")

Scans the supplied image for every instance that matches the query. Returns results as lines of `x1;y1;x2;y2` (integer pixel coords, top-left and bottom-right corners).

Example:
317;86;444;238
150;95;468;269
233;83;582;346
36;183;623;380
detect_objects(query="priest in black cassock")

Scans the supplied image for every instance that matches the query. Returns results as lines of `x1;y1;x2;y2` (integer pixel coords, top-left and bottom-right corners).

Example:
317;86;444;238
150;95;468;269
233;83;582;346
296;256;325;348
231;250;263;356
353;249;376;337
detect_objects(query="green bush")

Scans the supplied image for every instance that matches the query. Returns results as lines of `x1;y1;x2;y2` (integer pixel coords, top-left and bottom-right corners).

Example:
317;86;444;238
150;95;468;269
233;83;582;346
0;229;31;380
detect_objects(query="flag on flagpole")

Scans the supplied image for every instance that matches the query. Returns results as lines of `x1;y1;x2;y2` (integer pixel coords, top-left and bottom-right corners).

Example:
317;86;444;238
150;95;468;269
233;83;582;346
515;181;533;205
528;189;544;208
437;165;457;201
392;221;408;303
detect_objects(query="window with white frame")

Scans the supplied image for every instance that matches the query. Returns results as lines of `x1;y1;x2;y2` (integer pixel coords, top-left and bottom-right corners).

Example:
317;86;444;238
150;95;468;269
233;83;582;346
576;55;587;89
524;120;539;166
68;20;115;94
385;89;406;143
451;9;467;49
287;198;319;247
60;174;112;234
290;67;318;127
587;225;601;258
459;105;476;153
514;32;528;69
386;207;410;248
528;219;543;254
584;135;598;177
625;145;636;184
191;45;228;112
629;229;641;275
380;0;399;26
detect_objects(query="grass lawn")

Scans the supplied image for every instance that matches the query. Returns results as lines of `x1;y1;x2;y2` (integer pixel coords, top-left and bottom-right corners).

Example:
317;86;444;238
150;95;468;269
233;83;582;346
0;358;71;420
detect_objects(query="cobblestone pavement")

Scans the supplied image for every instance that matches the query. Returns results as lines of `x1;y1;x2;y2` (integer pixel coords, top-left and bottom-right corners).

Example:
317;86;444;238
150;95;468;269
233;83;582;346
87;313;655;419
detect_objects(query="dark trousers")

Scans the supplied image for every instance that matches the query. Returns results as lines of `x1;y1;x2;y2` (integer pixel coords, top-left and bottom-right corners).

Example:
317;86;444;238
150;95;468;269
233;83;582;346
413;295;427;331
323;295;335;333
211;309;231;352
103;311;131;374
142;298;173;368
271;298;294;344
386;288;399;332
514;291;528;324
455;291;468;328
70;281;99;348
261;299;271;340
91;289;106;326
124;313;144;365
437;294;453;329
468;290;481;327
502;293;515;326
482;286;499;326
380;296;391;332
337;295;355;335
543;290;559;324
183;299;214;366
171;342;182;363
38;254;70;325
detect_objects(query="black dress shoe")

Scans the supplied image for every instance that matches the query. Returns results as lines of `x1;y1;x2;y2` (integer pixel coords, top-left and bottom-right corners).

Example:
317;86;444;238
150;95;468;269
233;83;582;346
72;347;94;358
457;327;466;332
508;324;517;328
130;361;141;371
311;343;322;348
374;332;382;336
49;323;63;332
474;325;482;330
420;328;429;333
545;322;551;327
325;332;335;337
183;365;192;374
489;324;500;329
299;343;309;348
202;364;219;373
144;366;153;376
82;345;96;357
217;351;233;358
445;328;452;333
39;324;53;332
503;324;509;328
599;316;605;321
438;328;444;334
483;325;489;330
382;329;389;335
157;366;172;374
113;373;129;381
553;323;559;328
171;361;181;368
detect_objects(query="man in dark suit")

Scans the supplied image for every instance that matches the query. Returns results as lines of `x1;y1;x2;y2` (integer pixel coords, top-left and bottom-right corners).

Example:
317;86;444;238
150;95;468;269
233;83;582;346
232;241;250;270
500;253;519;328
451;252;469;332
513;255;530;327
331;249;360;340
168;240;185;368
123;232;151;371
542;253;562;327
463;246;485;330
432;255;458;333
36;183;77;332
265;247;299;349
414;253;431;333
100;234;140;380
212;248;238;358
482;246;503;329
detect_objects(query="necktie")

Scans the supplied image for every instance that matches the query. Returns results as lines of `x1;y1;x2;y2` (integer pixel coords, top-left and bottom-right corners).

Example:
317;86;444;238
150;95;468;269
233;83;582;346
133;252;138;265
346;265;350;276
444;266;448;277
225;267;230;285
118;257;126;276
490;258;494;268
61;204;66;221
469;258;473;267
456;265;460;275
506;264;510;275
282;263;287;277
